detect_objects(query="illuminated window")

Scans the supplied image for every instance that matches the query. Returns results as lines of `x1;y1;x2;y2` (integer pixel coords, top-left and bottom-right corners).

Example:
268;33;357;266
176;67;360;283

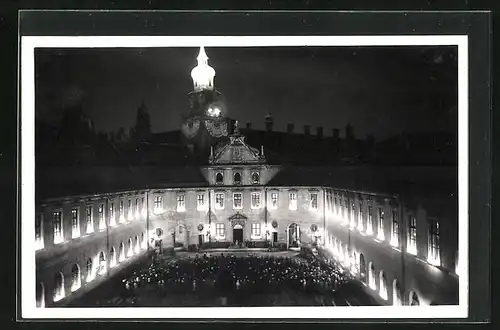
100;204;107;229
215;172;224;184
428;218;441;266
407;215;417;255
334;196;338;214
71;208;80;239
350;202;356;228
215;193;225;210
358;203;364;231
86;206;93;234
86;257;94;282
391;211;399;247
197;194;205;210
233;193;242;209
367;205;373;235
98;251;106;275
377;207;385;240
127;238;133;257
177;194;185;212
379;271;388;300
53;272;65;302
310;193;318;210
135;236;140;254
109;247;116;268
251;192;261;209
118;242;125;262
109;202;116;227
127;199;133;220
289;192;297;210
135;198;139;218
52;211;63;244
119;200;124;223
233;172;242;185
35;214;44;250
251;172;260;184
216;223;225;237
71;264;81;292
270;192;278;209
154;196;163;213
141;197;146;218
251;223;261;237
179;226;183;234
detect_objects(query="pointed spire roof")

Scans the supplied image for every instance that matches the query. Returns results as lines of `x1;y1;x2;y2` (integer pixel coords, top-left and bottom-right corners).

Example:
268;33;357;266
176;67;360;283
191;46;215;92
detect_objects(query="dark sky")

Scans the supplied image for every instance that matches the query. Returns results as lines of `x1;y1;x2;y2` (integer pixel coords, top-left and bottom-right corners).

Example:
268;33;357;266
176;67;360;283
35;46;458;140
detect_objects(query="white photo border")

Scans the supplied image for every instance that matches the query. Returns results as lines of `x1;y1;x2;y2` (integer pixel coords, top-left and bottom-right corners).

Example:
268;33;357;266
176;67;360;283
21;35;468;319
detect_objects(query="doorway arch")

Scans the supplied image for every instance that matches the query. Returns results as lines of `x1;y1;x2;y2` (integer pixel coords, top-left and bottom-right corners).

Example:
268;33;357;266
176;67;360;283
119;242;125;262
86;257;94;282
409;290;420;306
127;238;133;257
71;264;81;292
36;282;45;308
368;262;376;290
233;224;243;244
359;254;366;283
53;272;65;302
134;236;140;254
288;223;301;248
393;278;402;305
109;246;116;268
379;270;388;300
98;251;106;275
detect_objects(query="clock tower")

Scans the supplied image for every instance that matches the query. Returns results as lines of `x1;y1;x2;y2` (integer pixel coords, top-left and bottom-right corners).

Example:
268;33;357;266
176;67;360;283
181;46;230;158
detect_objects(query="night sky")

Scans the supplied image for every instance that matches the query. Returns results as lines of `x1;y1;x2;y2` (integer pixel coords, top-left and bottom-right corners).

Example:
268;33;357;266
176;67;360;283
35;46;458;140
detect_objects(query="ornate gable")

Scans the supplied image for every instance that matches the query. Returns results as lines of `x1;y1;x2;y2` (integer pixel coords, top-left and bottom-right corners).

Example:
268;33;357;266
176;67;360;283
209;121;266;165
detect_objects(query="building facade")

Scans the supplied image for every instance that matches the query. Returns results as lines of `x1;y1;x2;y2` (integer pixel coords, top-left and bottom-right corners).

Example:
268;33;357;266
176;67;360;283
34;47;459;308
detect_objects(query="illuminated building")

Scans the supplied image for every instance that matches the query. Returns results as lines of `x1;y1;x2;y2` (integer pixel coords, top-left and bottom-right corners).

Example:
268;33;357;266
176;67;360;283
35;47;459;308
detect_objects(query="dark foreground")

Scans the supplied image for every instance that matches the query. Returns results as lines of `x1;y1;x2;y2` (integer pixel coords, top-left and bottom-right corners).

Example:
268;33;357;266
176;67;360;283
67;250;380;307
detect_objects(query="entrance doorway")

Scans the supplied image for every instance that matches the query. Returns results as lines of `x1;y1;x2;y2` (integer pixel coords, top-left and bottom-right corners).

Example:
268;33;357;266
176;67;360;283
288;223;301;247
233;224;243;244
198;234;203;246
272;232;278;244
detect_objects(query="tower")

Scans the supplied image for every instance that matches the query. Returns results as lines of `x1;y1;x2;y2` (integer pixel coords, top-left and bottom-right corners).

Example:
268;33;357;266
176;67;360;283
181;47;230;159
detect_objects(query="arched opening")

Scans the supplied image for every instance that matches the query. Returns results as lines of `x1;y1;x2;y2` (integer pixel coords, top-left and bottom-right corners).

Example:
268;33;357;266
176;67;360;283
71;264;81;292
109;246;116;268
36;282;45;308
53;272;65;302
409;290;420;306
233;172;241;185
359;254;367;283
251;172;260;184
86;257;94;282
215;172;223;184
393;278;402;305
141;232;146;249
233;224;243;244
379;270;388;300
119;242;125;262
288;223;301;248
368;262;376;290
134;236;140;254
127;238;133;257
98;251;106;275
350;251;359;274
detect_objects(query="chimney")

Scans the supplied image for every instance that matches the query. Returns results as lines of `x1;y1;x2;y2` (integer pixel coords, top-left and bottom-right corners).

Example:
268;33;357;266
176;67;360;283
246;122;252;130
332;128;340;140
287;123;294;134
304;125;311;136
265;113;274;132
316;126;323;138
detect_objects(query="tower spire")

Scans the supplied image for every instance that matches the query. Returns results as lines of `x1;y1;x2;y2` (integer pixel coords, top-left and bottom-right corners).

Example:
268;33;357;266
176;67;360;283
191;46;216;92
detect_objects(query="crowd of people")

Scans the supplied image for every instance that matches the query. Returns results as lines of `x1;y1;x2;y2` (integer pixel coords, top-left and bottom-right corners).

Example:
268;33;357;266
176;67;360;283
120;249;354;302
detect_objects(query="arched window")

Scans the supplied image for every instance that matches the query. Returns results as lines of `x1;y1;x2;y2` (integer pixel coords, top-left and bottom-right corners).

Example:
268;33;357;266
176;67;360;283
251;172;260;184
368;262;376;290
36;282;45;308
393;278;402;305
53;272;65;302
109;247;116;268
350;251;359;274
127;238;133;257
359;254;367;283
86;257;94;282
215;172;223;184
379;270;388;300
71;264;81;292
141;232;146;249
119;242;125;262
233;172;242;185
134;236;140;254
410;290;420;306
98;251;106;275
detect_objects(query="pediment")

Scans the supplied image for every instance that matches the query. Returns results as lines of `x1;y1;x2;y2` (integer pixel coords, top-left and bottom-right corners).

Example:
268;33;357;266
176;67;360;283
211;136;265;165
